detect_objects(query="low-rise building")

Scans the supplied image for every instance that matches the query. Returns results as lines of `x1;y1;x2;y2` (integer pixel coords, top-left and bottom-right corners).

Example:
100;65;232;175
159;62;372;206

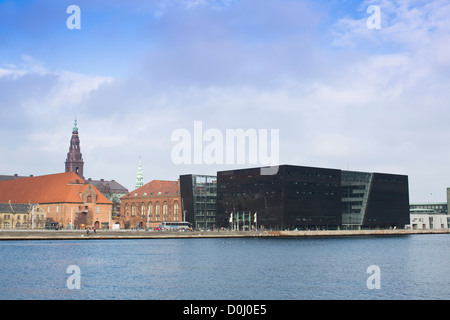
409;202;449;229
0;172;113;229
120;180;182;229
0;203;46;229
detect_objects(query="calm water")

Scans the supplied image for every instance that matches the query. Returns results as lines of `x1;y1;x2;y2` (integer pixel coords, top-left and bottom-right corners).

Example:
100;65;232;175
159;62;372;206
0;234;448;300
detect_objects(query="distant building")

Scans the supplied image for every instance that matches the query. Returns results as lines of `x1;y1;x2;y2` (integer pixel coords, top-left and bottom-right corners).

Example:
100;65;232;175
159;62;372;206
0;172;113;229
180;174;217;230
0;203;46;229
410;202;449;229
216;165;410;230
120;180;182;229
87;178;129;217
0;174;34;182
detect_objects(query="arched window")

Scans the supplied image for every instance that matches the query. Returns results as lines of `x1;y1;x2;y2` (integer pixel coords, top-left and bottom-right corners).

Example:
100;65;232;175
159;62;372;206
148;202;153;221
163;202;168;221
131;203;136;216
125;203;129;216
174;201;179;221
87;195;92;203
155;202;160;220
141;203;145;217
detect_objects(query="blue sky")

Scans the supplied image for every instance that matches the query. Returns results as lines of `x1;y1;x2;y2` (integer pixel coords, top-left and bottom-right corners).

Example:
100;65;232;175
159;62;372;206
1;0;449;202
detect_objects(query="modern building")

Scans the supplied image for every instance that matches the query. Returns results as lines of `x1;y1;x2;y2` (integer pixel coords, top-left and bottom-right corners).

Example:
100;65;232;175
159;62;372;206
0;203;46;229
342;171;410;229
216;165;410;230
180;174;217;230
409;202;449;229
0;172;113;229
120;180;182;229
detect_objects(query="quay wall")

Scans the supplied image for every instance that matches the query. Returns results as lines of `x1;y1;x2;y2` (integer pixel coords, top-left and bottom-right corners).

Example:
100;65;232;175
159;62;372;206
0;229;449;240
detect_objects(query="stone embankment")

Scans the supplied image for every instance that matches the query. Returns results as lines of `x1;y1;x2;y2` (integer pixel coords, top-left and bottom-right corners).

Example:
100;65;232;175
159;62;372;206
0;228;449;240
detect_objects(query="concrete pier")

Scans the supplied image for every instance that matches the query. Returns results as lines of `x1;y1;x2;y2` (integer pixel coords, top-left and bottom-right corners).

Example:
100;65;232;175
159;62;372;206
0;228;448;240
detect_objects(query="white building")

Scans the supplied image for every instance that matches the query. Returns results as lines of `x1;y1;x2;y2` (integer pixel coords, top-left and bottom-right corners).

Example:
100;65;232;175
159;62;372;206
410;202;449;229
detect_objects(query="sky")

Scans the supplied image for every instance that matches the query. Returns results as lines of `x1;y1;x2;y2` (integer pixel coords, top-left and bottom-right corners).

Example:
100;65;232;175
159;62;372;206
0;0;449;202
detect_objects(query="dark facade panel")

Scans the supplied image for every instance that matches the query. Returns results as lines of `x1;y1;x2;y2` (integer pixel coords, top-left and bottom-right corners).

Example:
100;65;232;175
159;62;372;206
363;173;410;228
179;174;195;224
217;165;342;230
217;167;285;228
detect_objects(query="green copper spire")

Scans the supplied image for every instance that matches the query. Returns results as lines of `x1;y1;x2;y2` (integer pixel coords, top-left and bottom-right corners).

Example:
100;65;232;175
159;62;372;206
135;158;144;190
73;116;78;132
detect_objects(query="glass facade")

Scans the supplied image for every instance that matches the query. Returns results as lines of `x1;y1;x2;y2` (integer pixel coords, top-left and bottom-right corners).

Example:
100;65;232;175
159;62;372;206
180;174;217;230
216;165;410;230
217;165;342;230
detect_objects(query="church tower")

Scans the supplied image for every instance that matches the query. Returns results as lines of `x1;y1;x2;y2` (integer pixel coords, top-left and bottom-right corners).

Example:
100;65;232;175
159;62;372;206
65;117;84;179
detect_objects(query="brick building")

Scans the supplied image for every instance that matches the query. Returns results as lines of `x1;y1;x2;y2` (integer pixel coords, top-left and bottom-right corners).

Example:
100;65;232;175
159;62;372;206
120;180;182;229
0;172;113;229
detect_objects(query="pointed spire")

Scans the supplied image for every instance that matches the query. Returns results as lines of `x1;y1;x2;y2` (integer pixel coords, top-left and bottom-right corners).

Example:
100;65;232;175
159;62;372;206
65;117;84;179
73;115;79;133
135;158;143;190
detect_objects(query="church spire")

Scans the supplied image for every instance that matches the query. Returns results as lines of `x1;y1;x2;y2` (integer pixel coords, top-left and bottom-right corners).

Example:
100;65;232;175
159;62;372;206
65;117;84;179
135;158;143;190
73;116;78;132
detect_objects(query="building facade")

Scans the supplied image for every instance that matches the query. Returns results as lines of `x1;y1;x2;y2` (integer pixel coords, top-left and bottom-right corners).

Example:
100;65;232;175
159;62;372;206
342;171;410;229
120;180;182;229
216;165;410;230
0;203;46;229
409;202;449;229
180;174;217;230
0;172;113;229
87;178;129;218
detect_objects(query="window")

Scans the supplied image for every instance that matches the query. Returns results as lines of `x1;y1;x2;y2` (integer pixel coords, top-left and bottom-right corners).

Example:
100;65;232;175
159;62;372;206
174;201;179;221
87;195;92;203
163;202;168;221
156;202;160;219
141;203;145;217
96;206;100;213
148;202;153;221
125;203;129;216
131;203;136;216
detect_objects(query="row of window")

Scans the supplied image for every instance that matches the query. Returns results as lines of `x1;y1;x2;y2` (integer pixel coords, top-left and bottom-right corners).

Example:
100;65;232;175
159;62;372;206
1;214;45;220
124;201;180;220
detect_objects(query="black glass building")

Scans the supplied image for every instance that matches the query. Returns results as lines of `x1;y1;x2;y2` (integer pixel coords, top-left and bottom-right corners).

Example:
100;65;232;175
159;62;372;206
216;165;409;230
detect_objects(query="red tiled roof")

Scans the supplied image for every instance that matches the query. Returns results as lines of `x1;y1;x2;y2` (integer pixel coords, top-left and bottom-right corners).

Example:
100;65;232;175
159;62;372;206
122;180;180;199
0;172;112;204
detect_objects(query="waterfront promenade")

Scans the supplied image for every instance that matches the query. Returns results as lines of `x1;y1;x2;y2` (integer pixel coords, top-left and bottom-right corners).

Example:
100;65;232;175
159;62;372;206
0;228;448;240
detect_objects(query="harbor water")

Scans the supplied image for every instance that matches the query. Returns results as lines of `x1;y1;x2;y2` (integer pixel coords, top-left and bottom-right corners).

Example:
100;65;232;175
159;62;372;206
0;234;448;300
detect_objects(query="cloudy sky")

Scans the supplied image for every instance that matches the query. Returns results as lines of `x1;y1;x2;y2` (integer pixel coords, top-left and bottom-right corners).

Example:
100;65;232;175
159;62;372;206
0;0;449;202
